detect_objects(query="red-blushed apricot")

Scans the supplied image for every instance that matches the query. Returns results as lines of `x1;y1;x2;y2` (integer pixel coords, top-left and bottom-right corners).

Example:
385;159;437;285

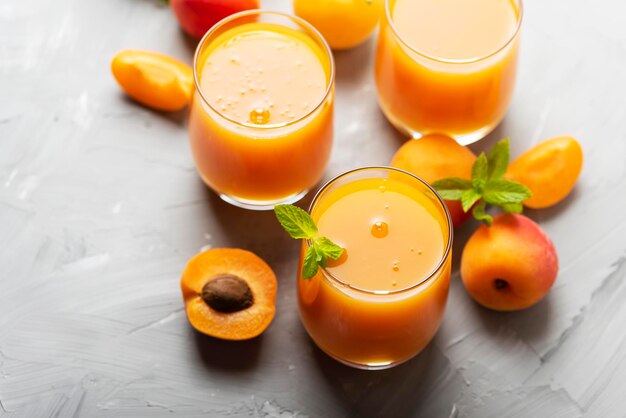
180;248;277;340
390;134;477;228
170;0;260;40
111;50;193;112
507;136;583;209
461;214;558;311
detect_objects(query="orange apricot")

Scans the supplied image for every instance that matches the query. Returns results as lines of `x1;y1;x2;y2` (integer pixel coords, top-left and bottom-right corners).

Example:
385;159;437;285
390;133;477;228
507;136;583;209
461;214;558;311
111;50;193;112
180;248;277;340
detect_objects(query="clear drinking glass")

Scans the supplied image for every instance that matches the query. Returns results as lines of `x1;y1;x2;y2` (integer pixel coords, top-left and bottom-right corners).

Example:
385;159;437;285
189;11;335;210
298;167;453;369
375;0;523;145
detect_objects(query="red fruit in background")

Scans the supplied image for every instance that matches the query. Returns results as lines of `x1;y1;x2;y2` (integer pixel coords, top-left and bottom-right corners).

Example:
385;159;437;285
170;0;260;40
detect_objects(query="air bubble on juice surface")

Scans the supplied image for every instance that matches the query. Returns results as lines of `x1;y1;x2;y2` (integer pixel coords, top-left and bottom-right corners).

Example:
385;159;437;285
418;249;423;255
379;185;386;193
371;221;388;238
392;281;397;286
384;204;390;210
249;107;270;125
392;261;400;272
225;36;240;48
230;56;241;65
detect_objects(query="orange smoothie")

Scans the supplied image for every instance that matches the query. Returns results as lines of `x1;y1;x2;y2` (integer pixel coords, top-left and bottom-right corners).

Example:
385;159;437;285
375;0;522;144
189;12;334;209
298;168;452;369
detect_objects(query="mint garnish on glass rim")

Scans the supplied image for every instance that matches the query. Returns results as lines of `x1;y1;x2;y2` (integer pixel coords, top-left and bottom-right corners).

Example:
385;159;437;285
432;138;532;226
274;204;344;279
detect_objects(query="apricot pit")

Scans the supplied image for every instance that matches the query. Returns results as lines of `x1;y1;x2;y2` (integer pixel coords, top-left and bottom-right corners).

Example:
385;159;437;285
181;248;277;340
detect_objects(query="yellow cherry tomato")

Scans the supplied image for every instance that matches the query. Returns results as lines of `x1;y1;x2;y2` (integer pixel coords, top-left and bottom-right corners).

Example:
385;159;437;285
111;50;193;112
294;0;383;50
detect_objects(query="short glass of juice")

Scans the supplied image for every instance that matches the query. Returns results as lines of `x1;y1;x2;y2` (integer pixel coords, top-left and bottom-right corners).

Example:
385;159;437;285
298;167;453;369
375;0;523;145
189;11;335;210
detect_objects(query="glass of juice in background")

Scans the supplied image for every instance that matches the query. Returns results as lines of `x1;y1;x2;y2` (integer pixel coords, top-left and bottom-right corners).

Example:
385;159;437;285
375;0;523;145
298;167;453;369
189;11;335;210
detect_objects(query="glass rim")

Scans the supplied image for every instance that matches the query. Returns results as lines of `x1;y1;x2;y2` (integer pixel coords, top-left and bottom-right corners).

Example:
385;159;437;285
306;166;453;296
384;0;524;64
192;9;335;130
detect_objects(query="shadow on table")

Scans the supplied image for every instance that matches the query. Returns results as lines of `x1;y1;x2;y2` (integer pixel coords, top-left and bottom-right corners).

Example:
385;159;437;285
469;289;555;346
333;36;376;87
200;179;319;264
310;340;459;417
192;329;264;372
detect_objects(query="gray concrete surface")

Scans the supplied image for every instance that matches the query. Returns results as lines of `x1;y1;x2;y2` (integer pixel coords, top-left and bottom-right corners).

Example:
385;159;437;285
1;0;626;416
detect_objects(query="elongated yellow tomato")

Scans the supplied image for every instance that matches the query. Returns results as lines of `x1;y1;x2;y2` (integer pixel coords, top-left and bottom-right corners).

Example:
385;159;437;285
293;0;383;50
111;50;193;112
507;136;583;209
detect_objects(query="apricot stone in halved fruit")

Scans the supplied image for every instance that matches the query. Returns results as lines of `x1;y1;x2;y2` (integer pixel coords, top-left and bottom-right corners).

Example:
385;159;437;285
181;248;277;340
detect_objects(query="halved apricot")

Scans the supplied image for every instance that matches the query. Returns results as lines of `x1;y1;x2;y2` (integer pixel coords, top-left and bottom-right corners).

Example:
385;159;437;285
391;134;477;228
111;49;193;112
507;136;583;209
180;248;277;340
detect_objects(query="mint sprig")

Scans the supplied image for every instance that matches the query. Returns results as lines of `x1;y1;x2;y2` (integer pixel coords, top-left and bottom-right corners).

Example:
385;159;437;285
432;138;532;226
274;204;344;279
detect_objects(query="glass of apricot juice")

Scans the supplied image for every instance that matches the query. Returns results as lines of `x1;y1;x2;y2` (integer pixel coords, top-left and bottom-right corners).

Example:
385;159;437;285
189;11;335;209
375;0;523;145
298;167;453;369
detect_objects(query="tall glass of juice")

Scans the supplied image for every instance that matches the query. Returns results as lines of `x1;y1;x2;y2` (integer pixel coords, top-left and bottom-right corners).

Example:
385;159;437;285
298;167;453;369
375;0;523;145
190;11;335;210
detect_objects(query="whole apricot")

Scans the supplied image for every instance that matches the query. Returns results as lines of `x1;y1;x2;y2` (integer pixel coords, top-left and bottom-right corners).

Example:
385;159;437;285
170;0;260;40
507;136;583;209
391;134;476;228
293;0;383;50
461;214;558;311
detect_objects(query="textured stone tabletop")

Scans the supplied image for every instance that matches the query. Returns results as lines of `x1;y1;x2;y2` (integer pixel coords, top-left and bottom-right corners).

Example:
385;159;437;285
1;0;626;416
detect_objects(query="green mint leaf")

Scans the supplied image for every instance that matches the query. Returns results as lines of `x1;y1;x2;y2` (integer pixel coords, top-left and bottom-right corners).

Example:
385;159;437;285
314;237;344;260
482;179;532;205
461;189;482;212
500;202;523;214
472;153;489;190
274;204;318;239
472;200;493;226
302;245;319;279
487;138;510;180
432;178;473;200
